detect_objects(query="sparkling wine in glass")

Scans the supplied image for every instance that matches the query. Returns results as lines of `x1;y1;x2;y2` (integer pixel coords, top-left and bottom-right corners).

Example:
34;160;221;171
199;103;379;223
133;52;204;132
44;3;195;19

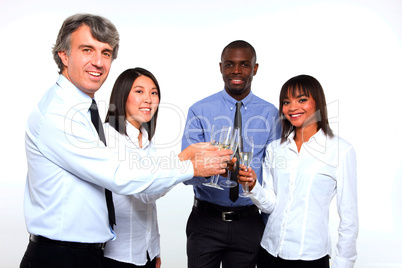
202;125;224;190
220;127;239;188
239;136;254;198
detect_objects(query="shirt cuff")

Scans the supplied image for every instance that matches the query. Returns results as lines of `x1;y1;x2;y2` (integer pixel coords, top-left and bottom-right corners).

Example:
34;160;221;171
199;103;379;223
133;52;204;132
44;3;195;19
177;159;194;183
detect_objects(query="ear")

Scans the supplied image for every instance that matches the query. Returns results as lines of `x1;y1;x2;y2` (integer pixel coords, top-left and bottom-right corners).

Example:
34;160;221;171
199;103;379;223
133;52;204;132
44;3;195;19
219;62;223;74
253;63;259;76
58;51;69;67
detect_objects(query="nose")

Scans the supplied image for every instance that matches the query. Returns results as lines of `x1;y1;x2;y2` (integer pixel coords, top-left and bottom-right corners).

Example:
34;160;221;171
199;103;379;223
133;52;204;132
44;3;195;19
91;52;104;68
289;101;298;111
144;92;152;103
232;64;242;74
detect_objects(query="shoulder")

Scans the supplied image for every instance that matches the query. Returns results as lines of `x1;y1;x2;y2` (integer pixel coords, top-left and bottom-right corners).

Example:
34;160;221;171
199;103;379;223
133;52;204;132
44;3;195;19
266;138;283;151
249;94;279;113
188;92;222;111
326;134;356;161
329;134;354;150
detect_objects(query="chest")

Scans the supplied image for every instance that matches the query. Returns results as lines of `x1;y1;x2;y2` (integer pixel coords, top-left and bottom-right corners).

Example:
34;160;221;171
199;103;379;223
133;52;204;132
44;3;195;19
269;145;339;196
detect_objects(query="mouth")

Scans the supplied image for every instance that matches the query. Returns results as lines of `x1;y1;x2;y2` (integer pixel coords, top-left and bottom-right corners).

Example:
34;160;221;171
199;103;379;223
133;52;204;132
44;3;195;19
139;108;151;112
87;71;102;77
230;77;244;85
289;113;303;119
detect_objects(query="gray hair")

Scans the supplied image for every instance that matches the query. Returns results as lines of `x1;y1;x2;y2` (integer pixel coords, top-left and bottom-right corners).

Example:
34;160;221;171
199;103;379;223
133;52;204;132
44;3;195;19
52;13;120;74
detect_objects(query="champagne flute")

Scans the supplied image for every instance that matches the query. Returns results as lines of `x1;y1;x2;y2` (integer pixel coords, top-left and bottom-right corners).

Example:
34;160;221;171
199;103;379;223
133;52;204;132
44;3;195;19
239;136;254;198
219;127;239;188
203;125;224;190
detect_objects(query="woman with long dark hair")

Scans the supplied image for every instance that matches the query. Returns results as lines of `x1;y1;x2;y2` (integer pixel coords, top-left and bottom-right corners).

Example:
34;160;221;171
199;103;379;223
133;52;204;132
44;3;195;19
103;67;163;268
239;75;358;268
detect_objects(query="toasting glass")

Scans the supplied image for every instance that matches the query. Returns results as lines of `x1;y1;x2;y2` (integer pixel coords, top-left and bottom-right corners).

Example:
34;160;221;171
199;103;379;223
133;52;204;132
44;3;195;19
219;127;240;188
239;136;254;198
202;125;224;190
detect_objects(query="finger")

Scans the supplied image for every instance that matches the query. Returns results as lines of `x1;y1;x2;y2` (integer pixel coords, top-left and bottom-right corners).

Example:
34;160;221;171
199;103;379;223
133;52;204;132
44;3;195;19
190;142;212;149
204;145;219;151
216;149;233;156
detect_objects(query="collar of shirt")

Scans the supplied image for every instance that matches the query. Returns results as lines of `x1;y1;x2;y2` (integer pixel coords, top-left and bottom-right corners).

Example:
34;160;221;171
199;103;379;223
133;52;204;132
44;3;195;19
125;121;150;149
285;129;328;154
56;74;93;107
221;89;254;113
56;75;96;124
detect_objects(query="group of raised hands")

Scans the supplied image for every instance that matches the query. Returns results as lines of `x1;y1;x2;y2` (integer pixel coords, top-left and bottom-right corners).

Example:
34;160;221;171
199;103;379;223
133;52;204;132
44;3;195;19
179;142;257;190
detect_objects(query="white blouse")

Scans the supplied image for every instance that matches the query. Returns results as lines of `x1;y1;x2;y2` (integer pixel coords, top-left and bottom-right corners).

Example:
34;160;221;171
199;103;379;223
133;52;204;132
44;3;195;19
103;122;170;265
250;129;358;268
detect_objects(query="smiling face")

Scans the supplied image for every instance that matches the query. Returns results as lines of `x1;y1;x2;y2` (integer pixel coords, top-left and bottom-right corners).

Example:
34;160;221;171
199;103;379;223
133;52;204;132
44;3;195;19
58;25;113;98
282;88;318;131
220;47;258;100
125;75;160;129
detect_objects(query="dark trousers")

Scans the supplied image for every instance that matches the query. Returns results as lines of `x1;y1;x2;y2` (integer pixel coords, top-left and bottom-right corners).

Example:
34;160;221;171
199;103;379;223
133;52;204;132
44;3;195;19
257;245;269;267
258;248;330;268
186;202;265;268
20;240;104;268
103;255;156;268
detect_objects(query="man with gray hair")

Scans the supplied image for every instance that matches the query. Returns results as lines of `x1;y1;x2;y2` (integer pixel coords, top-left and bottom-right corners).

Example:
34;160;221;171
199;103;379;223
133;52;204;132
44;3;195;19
20;13;231;267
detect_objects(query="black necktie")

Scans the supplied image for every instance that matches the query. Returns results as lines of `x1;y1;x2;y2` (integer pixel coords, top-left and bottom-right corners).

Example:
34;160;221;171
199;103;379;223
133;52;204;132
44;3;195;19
230;101;242;202
89;99;116;228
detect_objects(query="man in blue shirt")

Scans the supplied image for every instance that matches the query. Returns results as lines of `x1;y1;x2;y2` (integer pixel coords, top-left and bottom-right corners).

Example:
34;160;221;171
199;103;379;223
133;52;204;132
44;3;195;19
182;40;281;268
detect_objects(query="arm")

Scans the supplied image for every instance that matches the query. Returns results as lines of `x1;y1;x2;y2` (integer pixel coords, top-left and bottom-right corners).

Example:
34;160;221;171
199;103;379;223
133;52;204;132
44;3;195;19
332;146;358;268
181;107;212;185
133;190;170;204
35;106;228;195
238;149;277;214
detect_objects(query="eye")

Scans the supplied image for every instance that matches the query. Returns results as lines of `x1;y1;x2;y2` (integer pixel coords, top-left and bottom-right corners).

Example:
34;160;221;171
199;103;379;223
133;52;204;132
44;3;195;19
151;91;159;95
133;89;143;94
83;48;91;53
282;100;290;105
103;52;111;58
299;98;308;103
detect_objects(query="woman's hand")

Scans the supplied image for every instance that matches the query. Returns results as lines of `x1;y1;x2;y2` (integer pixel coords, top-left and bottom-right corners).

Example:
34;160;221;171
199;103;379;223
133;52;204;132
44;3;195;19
156;257;161;268
238;164;257;191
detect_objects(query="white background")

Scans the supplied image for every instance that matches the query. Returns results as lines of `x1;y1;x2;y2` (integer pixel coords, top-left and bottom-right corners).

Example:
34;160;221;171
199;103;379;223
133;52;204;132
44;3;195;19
1;0;401;267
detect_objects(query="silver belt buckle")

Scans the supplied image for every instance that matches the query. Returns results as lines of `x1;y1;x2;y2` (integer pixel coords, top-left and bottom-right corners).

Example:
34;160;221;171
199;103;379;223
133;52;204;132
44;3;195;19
222;211;235;222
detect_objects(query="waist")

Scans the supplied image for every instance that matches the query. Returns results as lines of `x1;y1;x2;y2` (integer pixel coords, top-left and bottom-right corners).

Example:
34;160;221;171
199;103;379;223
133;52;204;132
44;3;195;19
193;198;259;222
29;235;106;250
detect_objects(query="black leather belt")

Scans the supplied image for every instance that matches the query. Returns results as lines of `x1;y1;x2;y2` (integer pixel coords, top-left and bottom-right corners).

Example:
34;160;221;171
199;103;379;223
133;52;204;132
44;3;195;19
29;235;106;250
194;198;259;222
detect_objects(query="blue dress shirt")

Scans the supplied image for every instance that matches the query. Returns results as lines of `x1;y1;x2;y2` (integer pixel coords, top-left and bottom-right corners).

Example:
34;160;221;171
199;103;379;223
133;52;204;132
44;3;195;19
182;89;281;208
24;75;193;243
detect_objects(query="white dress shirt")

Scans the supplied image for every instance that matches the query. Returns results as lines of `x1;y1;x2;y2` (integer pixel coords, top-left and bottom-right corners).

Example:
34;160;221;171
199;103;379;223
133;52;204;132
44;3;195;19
24;75;193;243
103;122;168;265
250;129;358;268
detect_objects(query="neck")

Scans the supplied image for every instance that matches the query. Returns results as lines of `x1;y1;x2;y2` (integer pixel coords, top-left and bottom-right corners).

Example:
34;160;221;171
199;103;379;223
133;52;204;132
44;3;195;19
138;131;143;148
225;88;250;101
294;123;319;151
127;118;141;130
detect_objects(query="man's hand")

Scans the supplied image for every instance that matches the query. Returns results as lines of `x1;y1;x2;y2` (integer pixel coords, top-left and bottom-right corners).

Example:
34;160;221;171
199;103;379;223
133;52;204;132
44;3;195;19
178;142;215;161
179;143;232;178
